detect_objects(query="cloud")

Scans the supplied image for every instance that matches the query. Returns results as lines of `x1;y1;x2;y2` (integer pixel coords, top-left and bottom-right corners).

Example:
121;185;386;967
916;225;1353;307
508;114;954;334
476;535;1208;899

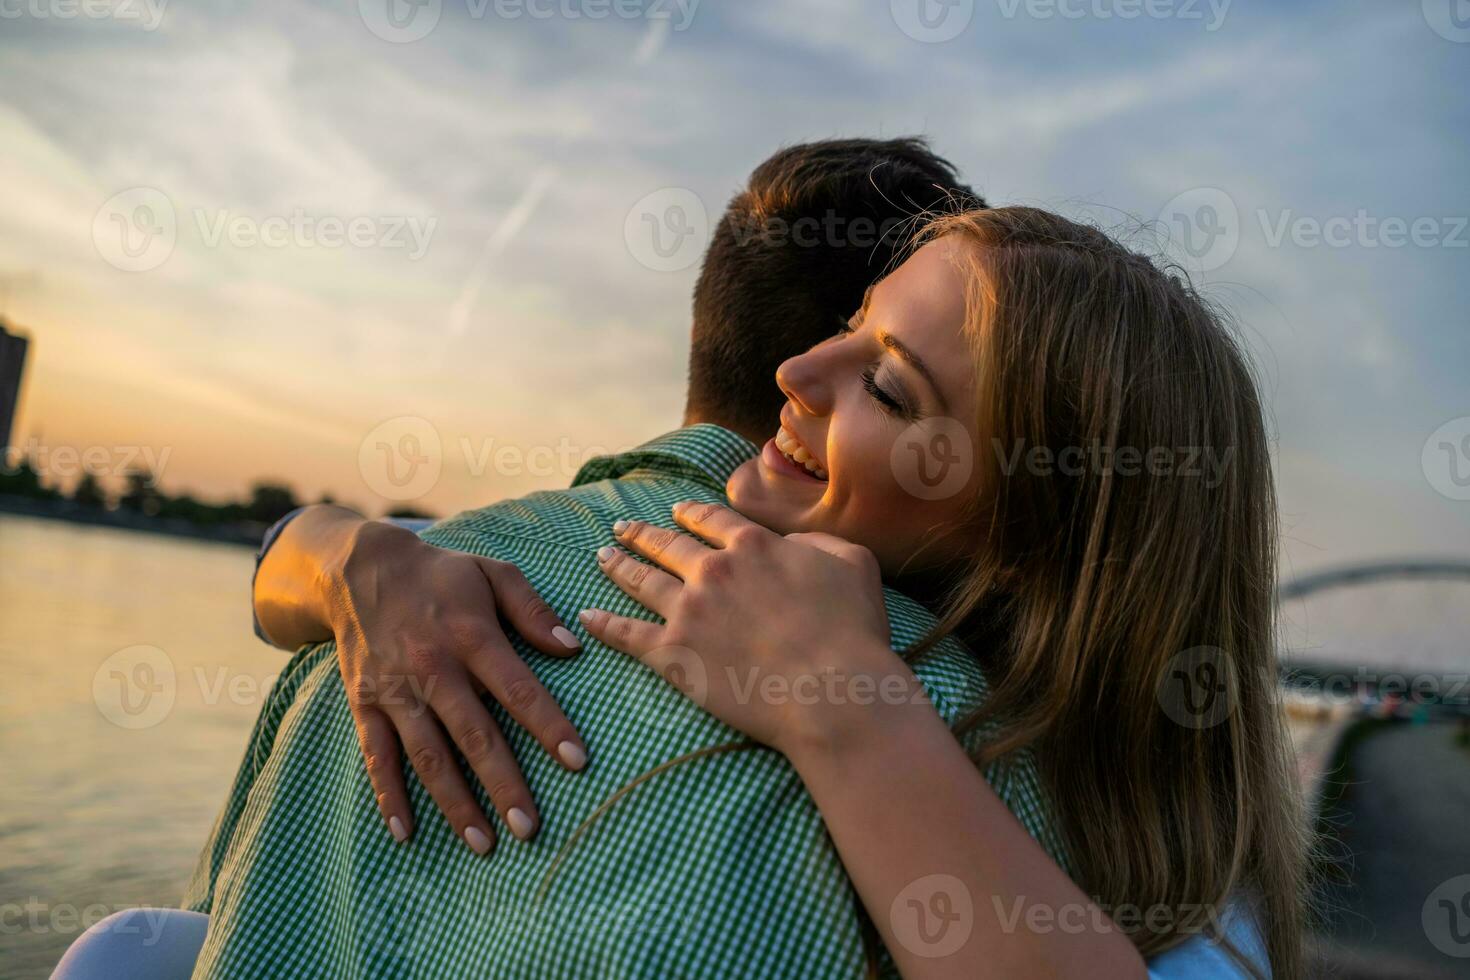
0;0;1464;551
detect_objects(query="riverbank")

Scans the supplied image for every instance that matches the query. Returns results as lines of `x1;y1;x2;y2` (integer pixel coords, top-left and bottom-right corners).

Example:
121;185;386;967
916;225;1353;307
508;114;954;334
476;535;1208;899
0;495;261;547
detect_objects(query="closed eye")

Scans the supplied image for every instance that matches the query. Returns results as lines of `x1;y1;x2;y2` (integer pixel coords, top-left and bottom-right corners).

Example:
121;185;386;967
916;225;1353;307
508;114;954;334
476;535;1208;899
862;367;917;419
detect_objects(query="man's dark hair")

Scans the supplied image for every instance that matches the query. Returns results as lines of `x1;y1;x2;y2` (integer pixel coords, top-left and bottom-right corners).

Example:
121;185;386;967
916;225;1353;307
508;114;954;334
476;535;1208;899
687;137;981;438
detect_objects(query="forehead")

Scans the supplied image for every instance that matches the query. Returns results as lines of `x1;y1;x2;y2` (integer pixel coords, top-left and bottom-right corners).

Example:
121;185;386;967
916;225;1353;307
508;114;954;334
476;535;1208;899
867;238;975;404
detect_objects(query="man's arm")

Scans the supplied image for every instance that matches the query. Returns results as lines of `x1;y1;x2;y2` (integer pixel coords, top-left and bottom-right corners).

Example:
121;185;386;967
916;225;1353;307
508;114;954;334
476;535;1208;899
251;503;590;854
253;504;378;649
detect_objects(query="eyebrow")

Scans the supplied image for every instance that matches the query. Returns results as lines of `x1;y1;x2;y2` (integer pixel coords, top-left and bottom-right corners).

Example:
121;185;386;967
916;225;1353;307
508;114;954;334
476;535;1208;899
854;278;950;413
877;330;948;413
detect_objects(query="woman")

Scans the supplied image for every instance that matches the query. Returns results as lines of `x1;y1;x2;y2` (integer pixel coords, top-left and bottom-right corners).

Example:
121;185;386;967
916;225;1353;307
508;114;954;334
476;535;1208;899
55;207;1304;979
570;208;1307;977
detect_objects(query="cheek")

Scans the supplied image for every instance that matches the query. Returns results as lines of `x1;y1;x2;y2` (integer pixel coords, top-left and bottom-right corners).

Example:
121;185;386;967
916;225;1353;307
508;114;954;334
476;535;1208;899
826;416;977;567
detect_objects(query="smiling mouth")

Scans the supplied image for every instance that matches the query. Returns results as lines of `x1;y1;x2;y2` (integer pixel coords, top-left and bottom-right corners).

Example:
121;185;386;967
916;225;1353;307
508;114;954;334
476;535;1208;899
774;423;828;480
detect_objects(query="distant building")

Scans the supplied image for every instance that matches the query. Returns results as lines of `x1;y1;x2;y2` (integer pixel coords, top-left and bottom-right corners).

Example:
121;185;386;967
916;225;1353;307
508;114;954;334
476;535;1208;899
0;320;28;455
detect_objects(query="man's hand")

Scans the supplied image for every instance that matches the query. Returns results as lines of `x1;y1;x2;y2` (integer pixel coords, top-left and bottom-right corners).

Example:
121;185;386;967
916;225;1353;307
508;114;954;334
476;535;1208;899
257;508;588;856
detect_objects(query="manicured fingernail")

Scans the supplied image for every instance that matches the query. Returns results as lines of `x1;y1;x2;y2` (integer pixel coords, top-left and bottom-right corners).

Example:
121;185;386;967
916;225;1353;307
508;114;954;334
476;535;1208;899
558;740;587;771
389;816;408;843
464;826;492;855
551;625;580;650
506;808;534;841
596;545;616;562
612;519;630;534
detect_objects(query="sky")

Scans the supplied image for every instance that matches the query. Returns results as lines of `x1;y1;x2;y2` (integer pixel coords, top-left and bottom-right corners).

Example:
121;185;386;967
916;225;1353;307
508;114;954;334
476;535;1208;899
0;0;1467;578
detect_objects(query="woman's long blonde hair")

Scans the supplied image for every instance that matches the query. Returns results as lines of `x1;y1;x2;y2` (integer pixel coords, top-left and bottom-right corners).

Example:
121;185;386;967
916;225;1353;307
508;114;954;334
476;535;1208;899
544;205;1309;977
916;206;1308;976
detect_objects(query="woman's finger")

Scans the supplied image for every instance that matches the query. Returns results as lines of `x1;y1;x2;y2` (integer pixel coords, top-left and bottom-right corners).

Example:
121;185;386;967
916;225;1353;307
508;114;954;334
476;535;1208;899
595;545;682;617
610;520;708;579
577;607;664;658
466;643;587;774
352;706;413;844
474;557;582;657
427;682;541;844
671;500;768;548
389;705;499;857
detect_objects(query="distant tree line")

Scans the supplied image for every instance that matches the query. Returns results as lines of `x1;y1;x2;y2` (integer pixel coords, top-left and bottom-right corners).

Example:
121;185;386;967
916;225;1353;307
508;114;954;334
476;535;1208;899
0;456;305;527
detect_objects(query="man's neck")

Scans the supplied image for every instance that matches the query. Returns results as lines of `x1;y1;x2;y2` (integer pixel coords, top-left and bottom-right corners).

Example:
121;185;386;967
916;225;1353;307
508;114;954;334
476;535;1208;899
680;409;768;446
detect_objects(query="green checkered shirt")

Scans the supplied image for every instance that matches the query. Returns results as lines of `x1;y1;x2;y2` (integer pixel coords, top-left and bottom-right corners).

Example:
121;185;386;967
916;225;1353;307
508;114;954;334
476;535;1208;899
183;424;1067;978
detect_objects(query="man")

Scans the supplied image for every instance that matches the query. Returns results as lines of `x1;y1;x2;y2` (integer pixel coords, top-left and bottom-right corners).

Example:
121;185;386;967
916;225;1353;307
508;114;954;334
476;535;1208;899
180;139;1066;977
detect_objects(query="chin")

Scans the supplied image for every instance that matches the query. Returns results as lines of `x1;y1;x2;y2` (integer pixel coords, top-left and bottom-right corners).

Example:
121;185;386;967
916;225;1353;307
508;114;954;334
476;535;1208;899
725;458;807;535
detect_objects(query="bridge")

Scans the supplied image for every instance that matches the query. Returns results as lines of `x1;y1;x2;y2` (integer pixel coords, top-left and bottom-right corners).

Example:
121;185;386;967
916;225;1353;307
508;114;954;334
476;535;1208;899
1278;558;1470;601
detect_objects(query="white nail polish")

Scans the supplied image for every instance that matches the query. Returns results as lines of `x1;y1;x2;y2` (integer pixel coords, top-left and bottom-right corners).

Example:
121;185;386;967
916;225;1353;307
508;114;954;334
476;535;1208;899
464;826;492;855
551;625;580;650
506;808;534;841
389;816;408;843
558;740;588;771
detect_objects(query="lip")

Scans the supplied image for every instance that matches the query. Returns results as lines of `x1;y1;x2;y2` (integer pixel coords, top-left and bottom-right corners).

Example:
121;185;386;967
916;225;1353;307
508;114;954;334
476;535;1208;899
761;438;827;484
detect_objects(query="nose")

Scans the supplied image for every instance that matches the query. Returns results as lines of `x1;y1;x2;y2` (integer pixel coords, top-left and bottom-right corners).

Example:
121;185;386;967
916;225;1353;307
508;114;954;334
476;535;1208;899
775;341;837;418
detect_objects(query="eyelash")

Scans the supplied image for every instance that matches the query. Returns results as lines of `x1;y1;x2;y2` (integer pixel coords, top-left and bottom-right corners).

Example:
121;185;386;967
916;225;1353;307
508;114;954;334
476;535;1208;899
861;367;908;416
834;318;916;419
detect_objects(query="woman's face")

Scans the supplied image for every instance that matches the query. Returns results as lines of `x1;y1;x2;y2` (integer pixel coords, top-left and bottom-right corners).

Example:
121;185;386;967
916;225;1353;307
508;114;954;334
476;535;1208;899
726;237;984;576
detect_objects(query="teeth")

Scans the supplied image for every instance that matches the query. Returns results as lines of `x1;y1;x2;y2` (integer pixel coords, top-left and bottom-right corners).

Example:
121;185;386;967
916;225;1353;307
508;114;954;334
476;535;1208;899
774;425;828;480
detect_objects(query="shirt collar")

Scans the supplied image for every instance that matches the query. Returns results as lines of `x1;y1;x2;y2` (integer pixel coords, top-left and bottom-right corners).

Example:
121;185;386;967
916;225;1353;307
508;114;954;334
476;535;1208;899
572;424;759;495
